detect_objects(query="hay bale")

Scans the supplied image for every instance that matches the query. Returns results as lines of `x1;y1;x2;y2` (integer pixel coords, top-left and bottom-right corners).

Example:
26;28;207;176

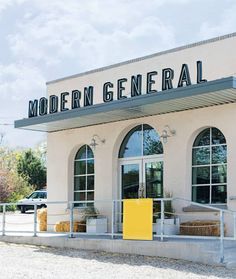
37;208;47;221
56;222;71;232
180;220;223;236
37;208;47;231
62;221;70;232
39;222;47;231
54;222;62;232
54;221;86;232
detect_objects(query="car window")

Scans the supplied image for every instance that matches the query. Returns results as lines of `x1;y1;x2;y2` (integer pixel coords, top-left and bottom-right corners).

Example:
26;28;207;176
28;192;39;199
28;191;47;199
38;192;46;199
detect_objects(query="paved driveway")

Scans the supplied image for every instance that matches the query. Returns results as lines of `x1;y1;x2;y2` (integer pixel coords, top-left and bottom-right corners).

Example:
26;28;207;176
0;211;34;233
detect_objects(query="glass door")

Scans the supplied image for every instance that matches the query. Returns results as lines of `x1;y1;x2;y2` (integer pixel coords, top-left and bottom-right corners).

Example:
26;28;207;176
121;161;142;199
120;158;163;199
144;159;163;198
119;158;163;229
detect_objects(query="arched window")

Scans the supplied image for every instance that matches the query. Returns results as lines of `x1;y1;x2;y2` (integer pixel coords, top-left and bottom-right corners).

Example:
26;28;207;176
74;145;94;205
119;124;163;199
192;127;227;204
119;124;163;158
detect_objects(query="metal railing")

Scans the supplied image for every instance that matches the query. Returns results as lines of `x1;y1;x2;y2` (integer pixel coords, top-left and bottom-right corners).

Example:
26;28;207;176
0;198;235;263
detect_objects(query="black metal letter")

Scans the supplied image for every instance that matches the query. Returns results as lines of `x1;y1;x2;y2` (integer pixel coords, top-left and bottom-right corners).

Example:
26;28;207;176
71;90;81;109
84;86;94;107
39;97;48;116
28;99;38;118
131;74;142;97
117;78;127;100
49;95;59;114
162;68;174;90
60;92;69;111
103;82;114;102
197;61;207;84
146;71;157;94
178;64;191;87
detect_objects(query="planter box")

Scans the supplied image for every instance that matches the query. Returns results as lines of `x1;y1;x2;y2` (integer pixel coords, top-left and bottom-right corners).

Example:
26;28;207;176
156;218;180;235
86;217;108;234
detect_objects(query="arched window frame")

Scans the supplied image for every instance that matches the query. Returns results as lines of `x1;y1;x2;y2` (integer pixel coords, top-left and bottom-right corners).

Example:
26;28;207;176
119;124;163;158
192;127;227;204
74;145;94;206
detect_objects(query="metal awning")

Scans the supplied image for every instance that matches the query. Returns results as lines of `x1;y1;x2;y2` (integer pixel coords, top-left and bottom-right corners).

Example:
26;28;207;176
15;76;236;132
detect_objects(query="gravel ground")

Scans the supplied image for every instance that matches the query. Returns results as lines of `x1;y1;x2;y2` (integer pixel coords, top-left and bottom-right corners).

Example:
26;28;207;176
0;242;235;279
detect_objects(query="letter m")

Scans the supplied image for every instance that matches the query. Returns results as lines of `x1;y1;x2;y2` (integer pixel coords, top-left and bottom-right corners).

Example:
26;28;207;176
28;99;38;118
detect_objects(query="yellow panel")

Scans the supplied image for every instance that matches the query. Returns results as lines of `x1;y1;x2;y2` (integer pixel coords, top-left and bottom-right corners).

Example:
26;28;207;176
123;198;153;240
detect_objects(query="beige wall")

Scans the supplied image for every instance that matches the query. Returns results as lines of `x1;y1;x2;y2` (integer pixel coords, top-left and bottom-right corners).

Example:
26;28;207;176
47;103;236;234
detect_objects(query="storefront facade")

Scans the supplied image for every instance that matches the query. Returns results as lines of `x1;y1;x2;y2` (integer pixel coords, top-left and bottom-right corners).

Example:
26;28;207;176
15;33;236;235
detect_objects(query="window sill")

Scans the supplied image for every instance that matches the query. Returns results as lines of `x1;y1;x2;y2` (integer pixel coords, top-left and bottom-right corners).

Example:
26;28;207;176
183;204;227;212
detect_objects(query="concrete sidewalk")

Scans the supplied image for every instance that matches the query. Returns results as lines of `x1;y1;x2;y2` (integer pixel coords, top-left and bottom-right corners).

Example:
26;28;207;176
0;234;236;268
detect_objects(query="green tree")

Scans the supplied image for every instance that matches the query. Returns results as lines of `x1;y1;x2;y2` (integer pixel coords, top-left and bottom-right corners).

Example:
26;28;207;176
17;149;46;190
0;145;35;210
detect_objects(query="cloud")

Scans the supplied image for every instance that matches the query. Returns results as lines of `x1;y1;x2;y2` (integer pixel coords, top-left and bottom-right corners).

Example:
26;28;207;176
198;3;236;39
0;0;27;15
0;0;13;14
1;0;236;147
8;0;234;81
0;63;45;103
0;62;46;147
1;0;179;147
7;0;177;77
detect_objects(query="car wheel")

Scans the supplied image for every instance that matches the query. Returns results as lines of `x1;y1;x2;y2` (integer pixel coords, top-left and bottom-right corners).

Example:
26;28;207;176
20;206;26;214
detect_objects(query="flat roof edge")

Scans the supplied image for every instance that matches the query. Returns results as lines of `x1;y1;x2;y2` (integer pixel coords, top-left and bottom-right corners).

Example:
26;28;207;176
46;32;236;85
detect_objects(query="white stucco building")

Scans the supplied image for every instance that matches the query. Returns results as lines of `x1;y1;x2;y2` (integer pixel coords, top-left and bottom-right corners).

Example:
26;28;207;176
15;32;236;235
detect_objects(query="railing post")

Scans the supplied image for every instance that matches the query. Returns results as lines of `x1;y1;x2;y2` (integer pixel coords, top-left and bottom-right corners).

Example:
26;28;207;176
220;210;224;263
111;200;115;239
2;204;6;236
69;202;74;238
33;204;37;237
160;200;164;241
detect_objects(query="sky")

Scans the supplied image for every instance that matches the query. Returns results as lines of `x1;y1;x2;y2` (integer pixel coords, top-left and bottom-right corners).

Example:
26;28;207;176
0;0;236;148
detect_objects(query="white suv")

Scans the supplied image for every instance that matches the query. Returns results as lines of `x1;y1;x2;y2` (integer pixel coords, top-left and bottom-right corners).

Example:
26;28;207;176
17;190;47;213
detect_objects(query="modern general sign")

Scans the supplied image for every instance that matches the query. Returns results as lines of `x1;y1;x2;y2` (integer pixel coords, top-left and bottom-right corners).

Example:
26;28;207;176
28;61;207;118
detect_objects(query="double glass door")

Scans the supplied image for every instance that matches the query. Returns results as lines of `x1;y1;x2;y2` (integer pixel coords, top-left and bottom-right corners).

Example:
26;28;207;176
120;158;163;199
